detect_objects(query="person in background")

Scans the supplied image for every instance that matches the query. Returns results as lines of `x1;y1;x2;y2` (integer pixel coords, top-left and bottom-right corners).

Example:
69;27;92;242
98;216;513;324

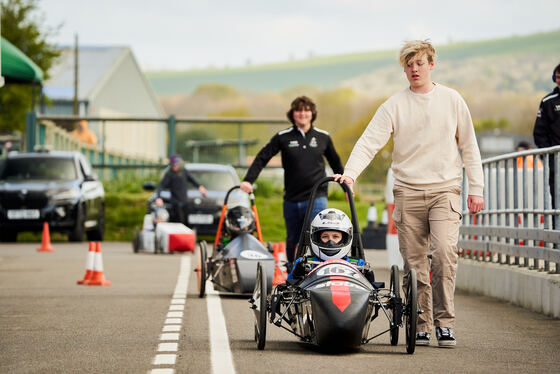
155;155;207;225
533;62;560;214
334;40;484;348
240;96;344;264
515;141;543;169
71;120;98;145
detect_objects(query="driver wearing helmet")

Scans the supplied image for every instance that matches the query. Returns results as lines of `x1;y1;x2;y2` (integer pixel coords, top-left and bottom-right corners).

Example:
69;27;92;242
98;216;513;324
225;205;256;237
288;208;371;280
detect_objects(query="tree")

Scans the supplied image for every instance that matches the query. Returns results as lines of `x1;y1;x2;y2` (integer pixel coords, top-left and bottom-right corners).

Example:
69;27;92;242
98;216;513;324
0;0;60;133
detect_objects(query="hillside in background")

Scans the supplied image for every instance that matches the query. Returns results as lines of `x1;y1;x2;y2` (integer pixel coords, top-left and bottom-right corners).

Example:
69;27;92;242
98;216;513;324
152;30;559;186
147;30;560;96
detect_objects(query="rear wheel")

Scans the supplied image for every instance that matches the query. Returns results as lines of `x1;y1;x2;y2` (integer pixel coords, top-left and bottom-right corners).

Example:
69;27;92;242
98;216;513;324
389;265;400;346
253;262;267;350
196;241;207;298
405;269;418;354
0;230;18;242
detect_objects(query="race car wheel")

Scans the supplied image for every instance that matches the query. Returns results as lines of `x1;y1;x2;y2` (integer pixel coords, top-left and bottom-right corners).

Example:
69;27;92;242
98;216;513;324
389;265;400;346
253;262;267;350
197;241;208;298
132;227;140;253
405;269;418;354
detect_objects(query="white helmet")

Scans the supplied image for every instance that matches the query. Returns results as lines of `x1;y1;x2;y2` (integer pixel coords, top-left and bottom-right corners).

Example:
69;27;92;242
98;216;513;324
310;208;353;260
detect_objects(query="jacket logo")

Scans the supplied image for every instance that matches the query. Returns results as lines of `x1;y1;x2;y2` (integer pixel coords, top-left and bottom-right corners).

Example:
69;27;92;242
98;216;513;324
537;109;541;118
309;137;318;148
555;105;560;112
288;140;299;148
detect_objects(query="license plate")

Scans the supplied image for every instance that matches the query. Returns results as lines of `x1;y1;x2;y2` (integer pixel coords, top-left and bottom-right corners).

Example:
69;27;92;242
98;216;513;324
188;214;213;224
7;209;40;219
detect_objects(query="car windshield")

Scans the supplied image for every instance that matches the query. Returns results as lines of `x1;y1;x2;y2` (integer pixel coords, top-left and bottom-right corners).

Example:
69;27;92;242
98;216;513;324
0;157;77;181
187;170;237;192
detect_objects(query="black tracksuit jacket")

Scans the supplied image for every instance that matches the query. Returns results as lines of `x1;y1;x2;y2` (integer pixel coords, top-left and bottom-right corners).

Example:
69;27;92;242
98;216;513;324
534;86;560;148
157;169;201;204
243;125;344;202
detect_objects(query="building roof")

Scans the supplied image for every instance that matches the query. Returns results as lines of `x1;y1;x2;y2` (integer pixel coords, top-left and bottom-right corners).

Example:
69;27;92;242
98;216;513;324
43;46;126;100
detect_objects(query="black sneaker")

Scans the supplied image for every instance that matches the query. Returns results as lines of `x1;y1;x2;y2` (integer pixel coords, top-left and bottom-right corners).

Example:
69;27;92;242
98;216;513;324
436;327;456;347
416;332;430;346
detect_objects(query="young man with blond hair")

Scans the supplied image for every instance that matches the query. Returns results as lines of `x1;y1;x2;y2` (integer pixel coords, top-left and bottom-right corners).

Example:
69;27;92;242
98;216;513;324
335;40;484;347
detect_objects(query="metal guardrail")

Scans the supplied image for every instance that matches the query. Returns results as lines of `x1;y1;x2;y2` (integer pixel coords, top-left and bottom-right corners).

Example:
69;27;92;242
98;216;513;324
459;145;560;273
28;113;289;172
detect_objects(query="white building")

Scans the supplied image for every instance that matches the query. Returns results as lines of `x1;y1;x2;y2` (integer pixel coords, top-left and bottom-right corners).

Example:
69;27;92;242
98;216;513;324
43;46;167;161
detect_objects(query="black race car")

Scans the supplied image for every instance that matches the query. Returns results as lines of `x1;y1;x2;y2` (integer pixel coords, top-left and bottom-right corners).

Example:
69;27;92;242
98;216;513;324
250;177;420;353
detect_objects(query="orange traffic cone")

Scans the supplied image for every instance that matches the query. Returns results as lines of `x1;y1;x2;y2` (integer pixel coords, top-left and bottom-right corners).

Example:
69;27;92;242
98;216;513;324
85;242;111;286
37;222;55;252
272;242;288;286
77;242;96;285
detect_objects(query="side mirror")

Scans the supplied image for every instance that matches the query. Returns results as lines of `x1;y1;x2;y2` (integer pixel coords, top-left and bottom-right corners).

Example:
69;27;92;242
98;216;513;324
143;182;156;191
84;173;97;182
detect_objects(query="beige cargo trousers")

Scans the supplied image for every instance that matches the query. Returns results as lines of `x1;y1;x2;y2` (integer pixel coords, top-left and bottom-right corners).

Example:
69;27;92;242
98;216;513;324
393;184;463;333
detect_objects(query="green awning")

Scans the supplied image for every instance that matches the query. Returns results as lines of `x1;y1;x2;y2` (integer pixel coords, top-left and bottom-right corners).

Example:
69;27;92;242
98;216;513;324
1;36;44;84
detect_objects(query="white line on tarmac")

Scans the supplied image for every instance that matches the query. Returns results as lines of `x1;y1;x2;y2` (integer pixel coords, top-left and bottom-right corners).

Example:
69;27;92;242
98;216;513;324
207;283;236;374
150;255;191;374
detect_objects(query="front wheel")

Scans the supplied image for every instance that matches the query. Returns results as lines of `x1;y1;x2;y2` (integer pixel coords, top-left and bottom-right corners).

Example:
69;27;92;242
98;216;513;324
196;241;208;298
389;265;400;346
405;269;418;354
68;205;85;242
253;262;267;350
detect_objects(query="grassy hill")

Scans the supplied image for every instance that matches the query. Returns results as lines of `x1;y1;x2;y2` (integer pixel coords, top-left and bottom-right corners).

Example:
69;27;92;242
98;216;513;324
147;30;560;95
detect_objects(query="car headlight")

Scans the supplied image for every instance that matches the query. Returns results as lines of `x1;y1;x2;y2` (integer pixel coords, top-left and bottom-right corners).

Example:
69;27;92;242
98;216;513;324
52;188;80;203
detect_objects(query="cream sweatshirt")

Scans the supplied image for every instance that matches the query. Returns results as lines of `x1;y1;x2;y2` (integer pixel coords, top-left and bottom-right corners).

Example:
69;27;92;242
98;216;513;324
344;83;484;196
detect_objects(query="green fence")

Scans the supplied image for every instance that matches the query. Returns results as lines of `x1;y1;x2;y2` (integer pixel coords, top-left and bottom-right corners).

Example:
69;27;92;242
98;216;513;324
26;112;290;179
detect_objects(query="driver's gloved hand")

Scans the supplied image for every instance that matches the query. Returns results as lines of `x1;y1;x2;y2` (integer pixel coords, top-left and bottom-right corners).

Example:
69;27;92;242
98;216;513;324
363;268;375;284
292;260;313;279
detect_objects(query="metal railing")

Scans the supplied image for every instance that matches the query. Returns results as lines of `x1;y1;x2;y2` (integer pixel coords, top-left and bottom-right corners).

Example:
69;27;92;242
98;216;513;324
26;113;290;177
459;145;560;273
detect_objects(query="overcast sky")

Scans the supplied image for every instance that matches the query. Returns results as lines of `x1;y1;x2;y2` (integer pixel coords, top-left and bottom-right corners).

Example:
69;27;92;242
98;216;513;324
39;0;560;72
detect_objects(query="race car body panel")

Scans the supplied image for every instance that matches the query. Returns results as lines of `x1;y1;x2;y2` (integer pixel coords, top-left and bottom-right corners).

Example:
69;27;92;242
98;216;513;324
211;233;274;293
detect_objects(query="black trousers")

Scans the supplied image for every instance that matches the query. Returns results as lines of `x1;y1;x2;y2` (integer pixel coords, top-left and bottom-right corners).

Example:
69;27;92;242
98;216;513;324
169;202;188;225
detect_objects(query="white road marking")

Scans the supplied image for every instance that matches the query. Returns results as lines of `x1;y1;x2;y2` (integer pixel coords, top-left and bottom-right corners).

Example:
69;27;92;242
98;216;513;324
153;354;176;365
150;369;174;374
160;333;179;341
167;312;183;318
158;343;178;352
165;318;182;324
207;283;236;374
150;255;191;374
162;325;181;332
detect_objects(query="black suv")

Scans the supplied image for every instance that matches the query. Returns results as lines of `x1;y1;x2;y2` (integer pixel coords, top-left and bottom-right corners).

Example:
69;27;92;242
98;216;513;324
0;151;105;242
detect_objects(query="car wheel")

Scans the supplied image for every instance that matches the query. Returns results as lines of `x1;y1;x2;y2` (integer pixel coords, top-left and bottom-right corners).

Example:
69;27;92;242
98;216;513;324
87;204;105;241
69;205;86;242
0;230;18;242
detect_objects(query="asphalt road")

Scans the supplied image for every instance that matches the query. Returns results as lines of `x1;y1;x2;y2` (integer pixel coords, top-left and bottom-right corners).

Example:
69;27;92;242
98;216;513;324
1;242;559;374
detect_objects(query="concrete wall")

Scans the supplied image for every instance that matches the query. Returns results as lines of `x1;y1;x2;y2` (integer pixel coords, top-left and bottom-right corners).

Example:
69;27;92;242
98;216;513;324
456;259;560;318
